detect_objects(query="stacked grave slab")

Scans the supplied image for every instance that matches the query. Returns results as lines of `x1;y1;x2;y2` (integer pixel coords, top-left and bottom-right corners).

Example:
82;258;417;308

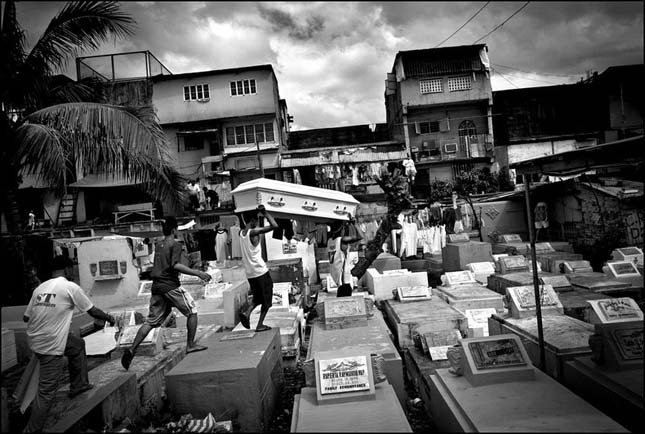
426;333;627;433
562;297;643;432
433;271;505;314
442;233;493;272
364;268;429;301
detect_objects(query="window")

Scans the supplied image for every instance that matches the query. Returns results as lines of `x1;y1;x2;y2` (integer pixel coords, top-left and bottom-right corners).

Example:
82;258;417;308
230;79;257;96
415;121;440;135
225;123;276;146
419;78;443;94
183;84;210;101
184;135;204;151
448;75;471;92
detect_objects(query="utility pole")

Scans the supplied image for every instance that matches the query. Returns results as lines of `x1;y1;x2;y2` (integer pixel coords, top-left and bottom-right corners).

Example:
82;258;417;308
255;139;265;178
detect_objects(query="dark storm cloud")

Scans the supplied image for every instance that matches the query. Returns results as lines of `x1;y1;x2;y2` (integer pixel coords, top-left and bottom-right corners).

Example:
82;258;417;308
257;4;325;40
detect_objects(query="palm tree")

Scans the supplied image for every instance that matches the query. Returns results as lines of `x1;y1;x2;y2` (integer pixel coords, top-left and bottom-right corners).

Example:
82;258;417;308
1;1;186;299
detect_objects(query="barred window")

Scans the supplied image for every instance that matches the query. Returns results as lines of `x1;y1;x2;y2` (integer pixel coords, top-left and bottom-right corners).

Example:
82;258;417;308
225;123;275;146
419;78;443;94
448;75;471;92
230;79;256;96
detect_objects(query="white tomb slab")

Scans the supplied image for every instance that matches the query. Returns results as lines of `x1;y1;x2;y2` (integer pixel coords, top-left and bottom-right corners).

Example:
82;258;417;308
587;298;643;324
499;234;522;243
506;285;564;319
444;271;477;287
464;308;498;337
498;256;529;274
605;261;641;278
396;286;431;303
447;233;470;243
611;246;644;265
539;275;572;291
324;296;368;330
273;282;292;308
315;350;376;404
467;262;496;284
531;242;555;253
563;260;593;274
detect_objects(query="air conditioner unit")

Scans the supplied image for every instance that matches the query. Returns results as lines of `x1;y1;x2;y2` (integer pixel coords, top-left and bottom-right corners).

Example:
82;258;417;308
444;143;458;153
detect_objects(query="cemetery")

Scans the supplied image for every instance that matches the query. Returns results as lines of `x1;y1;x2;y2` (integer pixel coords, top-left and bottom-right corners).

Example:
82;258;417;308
1;179;643;433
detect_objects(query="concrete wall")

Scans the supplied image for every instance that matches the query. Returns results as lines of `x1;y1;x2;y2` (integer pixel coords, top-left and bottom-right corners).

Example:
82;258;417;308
400;71;492;107
506;138;596;164
153;69;277;125
471;200;528;243
77;237;141;310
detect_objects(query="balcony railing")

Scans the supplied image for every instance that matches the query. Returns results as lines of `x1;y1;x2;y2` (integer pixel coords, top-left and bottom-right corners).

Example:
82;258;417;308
76;51;172;82
412;133;493;163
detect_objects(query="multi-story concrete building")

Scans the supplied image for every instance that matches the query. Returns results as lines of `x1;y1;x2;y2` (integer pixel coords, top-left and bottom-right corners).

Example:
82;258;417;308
385;45;495;197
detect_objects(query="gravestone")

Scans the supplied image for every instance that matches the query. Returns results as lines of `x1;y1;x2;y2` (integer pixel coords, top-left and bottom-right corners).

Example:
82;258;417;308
315;350;375;404
499;234;522;243
563;260;593;274
568;274;633;294
498;256;529;274
117;325;163;356
464;308;498;337
467;262;496;284
587;298;643;324
443;241;492;272
593;322;643;371
539;275;572;292
605;261;641;278
506;285;564;319
532;242;555;253
492;253;509;262
444;271;477;286
323;296;368;330
433;284;504;314
137;280;153;297
396;286;431;302
272;282;292;308
460;334;535;386
611;246;643;264
448;233;470;243
421;329;461;361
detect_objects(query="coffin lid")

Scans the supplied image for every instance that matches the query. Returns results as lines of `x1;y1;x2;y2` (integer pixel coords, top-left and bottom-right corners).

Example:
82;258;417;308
231;178;360;205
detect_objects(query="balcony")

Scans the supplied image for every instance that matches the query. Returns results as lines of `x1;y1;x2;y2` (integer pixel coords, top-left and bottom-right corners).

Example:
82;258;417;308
76;50;172;82
412;133;493;163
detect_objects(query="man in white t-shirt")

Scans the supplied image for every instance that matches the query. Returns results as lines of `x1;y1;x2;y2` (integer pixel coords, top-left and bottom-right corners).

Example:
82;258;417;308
329;215;364;297
22;256;116;433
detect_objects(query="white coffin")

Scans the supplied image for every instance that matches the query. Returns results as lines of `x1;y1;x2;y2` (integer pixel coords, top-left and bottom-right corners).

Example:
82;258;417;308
231;178;360;221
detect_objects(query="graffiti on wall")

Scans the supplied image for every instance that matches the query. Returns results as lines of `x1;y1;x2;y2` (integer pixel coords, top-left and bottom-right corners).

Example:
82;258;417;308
622;208;644;245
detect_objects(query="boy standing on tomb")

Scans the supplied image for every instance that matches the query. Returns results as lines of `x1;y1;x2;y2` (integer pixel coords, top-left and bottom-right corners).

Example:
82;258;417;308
238;205;279;332
121;217;211;370
329;215;364;297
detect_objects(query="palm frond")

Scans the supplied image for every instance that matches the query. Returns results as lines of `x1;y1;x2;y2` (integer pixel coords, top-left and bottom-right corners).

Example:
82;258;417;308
23;102;184;206
25;1;136;75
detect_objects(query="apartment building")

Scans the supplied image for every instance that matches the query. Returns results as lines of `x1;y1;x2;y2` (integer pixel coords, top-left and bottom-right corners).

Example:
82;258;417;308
385;45;495;196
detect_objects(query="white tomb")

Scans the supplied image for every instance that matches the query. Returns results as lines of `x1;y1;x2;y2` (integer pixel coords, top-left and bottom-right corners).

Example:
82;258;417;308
506;285;564;319
587;297;643;324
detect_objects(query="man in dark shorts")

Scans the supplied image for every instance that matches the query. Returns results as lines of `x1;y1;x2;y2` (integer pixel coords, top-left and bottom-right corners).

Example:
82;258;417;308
238;205;279;332
121;217;212;370
328;215;364;297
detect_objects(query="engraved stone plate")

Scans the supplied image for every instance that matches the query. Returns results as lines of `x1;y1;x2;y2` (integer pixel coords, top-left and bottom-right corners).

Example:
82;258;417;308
506;284;563;319
532;242;555;252
428;345;452;360
467;262;496;275
499;234;522;243
315;350;376;404
204;282;231;298
465;308;497;336
613;247;644;263
499;256;529;274
220;331;256;341
539;275;571;290
563;260;593;274
444;270;477;286
448;233;470;243
612;328;643;360
118;325;159;346
468;338;527;370
397;286;431;302
606;261;640;278
273;282;292;307
588;298;644;324
323;296;368;330
137;280;153;296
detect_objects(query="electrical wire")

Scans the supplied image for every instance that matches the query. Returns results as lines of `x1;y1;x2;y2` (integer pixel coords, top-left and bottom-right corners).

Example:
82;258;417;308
435;2;491;48
492;67;519;89
473;1;531;44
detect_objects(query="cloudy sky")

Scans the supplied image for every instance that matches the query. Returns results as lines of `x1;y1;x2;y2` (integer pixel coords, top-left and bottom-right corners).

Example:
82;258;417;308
15;1;644;131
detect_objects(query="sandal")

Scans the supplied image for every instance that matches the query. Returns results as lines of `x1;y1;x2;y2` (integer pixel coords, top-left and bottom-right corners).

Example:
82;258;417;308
255;325;272;332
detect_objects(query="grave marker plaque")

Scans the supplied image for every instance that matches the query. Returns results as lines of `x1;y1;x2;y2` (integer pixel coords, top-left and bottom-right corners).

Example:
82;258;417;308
539;275;571;291
588;298;643;324
612;247;643;264
563;260;593;274
506;284;563;319
396;286;431;302
499;234;522;243
465;308;497;337
444;271;477;286
118;325;163;355
498;256;529;274
273;282;292;307
594;322;644;370
467;262;496;275
459;334;535;386
428;346;452;361
448;233;470;243
606;261;640;278
137;280;152;296
532;242;555;252
612;328;643;361
323;296;368;330
315;350;376;404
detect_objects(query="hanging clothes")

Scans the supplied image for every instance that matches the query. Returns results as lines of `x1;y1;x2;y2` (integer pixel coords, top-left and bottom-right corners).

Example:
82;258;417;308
399;221;419;259
293;168;302;185
230;225;242;258
215;229;228;261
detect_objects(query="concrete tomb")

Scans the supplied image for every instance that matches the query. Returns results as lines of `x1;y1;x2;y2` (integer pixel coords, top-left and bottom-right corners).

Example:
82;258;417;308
539;274;572;292
466;261;496;285
563;260;594;274
611;246;644;265
314;350;375;404
506;284;564;319
433;284;504;314
498;255;530;274
165;328;283;432
420;329;461;361
536;251;585;273
603;261;644;289
117;325;163;356
442;240;492;272
487;313;594;381
323;296;368;330
587;297;643;324
395;286;432;302
567;274;635;298
499;234;522;243
1;328;17;372
364;268;428;301
307;311;405;405
232;305;304;358
463;308;498;338
447;233;470;243
382;298;465;349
